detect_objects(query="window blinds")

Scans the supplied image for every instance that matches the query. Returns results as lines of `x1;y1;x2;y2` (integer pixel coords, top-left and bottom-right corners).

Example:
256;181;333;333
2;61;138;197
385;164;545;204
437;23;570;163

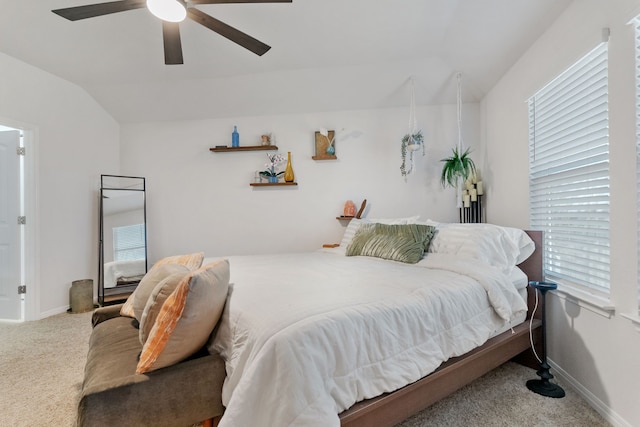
113;223;146;261
528;42;610;293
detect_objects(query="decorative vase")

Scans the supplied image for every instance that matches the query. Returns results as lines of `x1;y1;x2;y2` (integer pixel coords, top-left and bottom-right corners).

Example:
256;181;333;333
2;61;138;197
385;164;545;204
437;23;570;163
232;125;239;148
268;175;278;183
284;151;295;182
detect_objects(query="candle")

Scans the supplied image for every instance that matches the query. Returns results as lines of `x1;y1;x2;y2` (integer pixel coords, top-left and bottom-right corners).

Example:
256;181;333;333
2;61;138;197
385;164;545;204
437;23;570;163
463;194;471;207
477;181;484;196
470;188;477;202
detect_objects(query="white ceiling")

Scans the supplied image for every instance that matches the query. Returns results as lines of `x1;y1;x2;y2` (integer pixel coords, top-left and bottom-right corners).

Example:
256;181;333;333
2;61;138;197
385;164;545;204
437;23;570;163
0;0;572;123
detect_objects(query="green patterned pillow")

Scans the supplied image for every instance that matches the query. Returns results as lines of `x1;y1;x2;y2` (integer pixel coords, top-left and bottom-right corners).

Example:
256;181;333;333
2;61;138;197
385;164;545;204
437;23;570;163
346;223;436;263
369;223;437;250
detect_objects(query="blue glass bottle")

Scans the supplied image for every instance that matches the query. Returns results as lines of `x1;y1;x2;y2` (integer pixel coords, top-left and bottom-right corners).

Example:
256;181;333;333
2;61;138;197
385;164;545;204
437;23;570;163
232;126;240;147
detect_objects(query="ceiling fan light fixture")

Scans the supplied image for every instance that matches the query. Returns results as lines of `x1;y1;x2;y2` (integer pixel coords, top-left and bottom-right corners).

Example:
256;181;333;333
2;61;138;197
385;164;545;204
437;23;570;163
147;0;186;23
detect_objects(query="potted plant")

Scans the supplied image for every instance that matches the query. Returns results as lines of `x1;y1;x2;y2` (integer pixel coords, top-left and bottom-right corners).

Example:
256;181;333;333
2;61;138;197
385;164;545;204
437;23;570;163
400;130;425;179
440;147;476;189
259;153;286;183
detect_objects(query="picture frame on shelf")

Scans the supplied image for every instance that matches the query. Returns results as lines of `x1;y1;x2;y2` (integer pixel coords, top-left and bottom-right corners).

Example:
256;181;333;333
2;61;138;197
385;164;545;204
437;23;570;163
313;130;337;160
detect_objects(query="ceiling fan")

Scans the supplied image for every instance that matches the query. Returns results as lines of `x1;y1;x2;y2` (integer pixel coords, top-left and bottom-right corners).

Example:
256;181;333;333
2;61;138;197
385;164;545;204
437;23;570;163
52;0;292;65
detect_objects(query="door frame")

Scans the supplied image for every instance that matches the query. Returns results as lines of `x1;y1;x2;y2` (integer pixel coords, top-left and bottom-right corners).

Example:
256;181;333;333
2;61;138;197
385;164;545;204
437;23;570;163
1;117;39;320
23;127;39;321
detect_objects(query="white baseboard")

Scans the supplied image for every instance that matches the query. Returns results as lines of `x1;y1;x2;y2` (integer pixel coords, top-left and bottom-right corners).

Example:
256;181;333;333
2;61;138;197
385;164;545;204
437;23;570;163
38;305;70;319
549;359;632;427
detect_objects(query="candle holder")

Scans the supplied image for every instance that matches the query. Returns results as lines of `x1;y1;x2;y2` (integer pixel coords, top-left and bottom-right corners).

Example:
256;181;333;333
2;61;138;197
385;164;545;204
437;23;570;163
459;181;484;223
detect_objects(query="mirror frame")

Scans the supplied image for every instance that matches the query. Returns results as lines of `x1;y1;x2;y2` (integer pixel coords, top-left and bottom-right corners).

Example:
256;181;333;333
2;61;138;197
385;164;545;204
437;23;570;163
98;174;147;306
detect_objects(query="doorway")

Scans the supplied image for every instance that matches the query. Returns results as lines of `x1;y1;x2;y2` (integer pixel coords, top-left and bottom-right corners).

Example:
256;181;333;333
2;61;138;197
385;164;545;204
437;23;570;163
0;125;24;321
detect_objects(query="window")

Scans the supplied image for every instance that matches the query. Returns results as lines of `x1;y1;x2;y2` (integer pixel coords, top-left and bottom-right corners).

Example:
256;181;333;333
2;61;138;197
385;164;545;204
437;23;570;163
528;41;610;295
113;223;146;261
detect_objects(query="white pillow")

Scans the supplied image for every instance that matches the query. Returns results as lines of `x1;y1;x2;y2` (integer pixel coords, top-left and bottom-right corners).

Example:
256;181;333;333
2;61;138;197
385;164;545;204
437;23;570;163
425;222;534;274
500;226;535;264
338;216;420;253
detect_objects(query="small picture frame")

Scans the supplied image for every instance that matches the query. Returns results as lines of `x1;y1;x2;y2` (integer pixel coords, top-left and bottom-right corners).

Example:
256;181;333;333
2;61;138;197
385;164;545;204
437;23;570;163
313;130;337;160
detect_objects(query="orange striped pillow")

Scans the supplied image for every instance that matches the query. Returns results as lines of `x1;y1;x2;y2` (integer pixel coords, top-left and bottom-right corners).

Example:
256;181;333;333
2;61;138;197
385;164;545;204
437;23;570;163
152;252;205;271
136;259;230;374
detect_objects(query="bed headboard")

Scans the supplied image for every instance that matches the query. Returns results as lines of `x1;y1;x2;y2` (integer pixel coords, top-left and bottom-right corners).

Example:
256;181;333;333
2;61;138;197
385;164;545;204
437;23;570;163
518;230;542;282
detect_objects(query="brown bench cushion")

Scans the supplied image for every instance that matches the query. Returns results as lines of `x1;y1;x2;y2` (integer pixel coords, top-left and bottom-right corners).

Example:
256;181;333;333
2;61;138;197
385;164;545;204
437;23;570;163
77;315;225;427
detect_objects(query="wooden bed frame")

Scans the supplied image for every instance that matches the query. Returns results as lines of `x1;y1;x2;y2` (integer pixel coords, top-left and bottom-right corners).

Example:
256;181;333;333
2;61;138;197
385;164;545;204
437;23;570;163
338;230;544;427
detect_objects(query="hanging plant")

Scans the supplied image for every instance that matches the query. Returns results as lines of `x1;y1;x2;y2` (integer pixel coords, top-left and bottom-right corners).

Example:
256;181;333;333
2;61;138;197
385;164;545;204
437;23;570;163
400;131;425;178
400;77;427;181
440;147;476;189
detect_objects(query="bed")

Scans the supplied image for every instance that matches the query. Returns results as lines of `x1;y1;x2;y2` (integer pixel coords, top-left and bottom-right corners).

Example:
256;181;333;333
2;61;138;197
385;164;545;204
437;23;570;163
103;259;146;289
203;220;543;427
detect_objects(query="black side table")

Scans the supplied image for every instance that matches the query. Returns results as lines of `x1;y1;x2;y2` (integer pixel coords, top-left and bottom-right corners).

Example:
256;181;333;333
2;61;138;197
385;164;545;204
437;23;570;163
526;281;566;398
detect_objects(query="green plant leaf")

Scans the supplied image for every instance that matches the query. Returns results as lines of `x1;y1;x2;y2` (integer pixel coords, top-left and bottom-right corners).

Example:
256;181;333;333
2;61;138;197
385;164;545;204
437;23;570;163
440;147;476;189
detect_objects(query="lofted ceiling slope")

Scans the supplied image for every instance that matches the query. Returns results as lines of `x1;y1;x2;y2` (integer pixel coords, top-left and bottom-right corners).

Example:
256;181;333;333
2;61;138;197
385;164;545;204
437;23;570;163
0;0;571;123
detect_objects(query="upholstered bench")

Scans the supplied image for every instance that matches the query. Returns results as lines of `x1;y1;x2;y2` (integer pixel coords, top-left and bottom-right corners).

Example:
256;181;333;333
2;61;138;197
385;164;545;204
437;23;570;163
77;304;226;427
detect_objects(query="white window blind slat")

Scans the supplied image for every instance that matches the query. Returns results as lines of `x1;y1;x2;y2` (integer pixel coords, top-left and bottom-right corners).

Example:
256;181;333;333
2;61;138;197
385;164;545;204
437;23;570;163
529;41;610;295
113;223;146;261
534;80;607;124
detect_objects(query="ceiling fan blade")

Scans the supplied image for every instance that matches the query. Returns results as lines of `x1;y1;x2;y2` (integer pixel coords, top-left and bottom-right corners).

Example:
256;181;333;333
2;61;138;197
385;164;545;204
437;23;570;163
162;21;184;65
52;0;147;21
189;0;292;4
187;8;271;56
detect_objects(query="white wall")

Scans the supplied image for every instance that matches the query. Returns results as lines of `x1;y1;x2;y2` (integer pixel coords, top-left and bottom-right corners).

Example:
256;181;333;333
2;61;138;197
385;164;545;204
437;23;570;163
483;1;640;426
120;104;480;263
0;52;120;319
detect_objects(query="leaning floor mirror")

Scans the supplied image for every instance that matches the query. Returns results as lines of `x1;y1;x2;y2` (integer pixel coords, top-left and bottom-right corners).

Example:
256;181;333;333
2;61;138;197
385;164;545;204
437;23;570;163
99;175;147;305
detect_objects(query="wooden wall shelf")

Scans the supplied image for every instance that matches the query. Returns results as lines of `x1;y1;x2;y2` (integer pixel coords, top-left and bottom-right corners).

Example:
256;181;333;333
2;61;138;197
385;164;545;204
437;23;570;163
250;182;298;187
210;145;278;152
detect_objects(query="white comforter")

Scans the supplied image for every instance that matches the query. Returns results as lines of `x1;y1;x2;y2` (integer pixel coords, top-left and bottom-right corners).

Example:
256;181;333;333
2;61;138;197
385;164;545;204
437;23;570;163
208;251;527;427
103;259;146;288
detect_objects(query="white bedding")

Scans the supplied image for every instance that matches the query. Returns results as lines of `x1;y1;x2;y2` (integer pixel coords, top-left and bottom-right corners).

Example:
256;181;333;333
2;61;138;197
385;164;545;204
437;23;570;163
208;251;528;427
103;259;145;288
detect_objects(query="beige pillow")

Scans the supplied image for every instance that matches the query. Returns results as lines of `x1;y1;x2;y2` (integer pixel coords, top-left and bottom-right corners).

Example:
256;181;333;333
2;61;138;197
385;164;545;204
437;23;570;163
131;264;190;321
119;252;204;319
136;260;230;374
138;270;191;345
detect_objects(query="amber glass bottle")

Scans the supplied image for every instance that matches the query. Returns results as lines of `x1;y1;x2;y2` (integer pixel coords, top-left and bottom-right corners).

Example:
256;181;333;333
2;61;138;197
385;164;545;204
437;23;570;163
284;151;295;182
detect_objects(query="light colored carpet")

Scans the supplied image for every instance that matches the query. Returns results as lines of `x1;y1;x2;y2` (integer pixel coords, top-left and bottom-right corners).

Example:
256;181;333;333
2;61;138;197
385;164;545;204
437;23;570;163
0;311;610;427
0;311;92;427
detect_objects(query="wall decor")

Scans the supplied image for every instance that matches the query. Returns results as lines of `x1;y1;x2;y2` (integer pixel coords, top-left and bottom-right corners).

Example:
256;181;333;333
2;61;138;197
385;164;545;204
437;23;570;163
460;176;484;223
400;77;425;180
440;72;482;220
259;152;286;183
337;199;367;220
343;200;356;217
284;151;295;183
313;129;336;160
232;125;240;147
